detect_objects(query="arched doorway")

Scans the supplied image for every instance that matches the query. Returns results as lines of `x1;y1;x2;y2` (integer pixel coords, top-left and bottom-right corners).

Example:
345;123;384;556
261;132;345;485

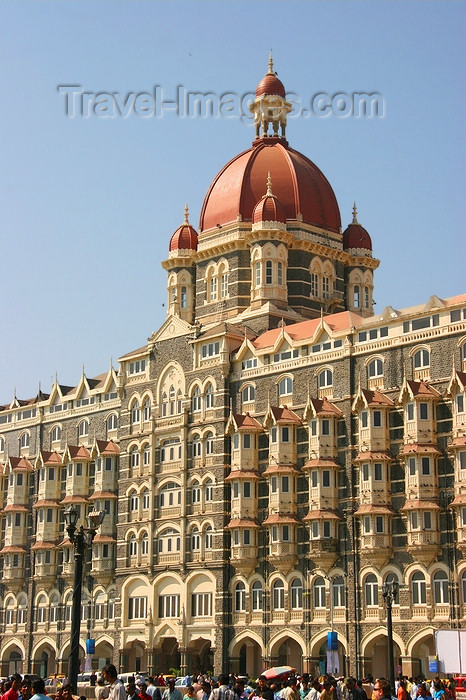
32;643;57;678
410;634;435;678
362;633;402;680
313;638;346;677
229;635;263;678
94;640;114;670
8;651;23;675
186;638;213;675
269;636;303;673
121;640;146;673
154;637;180;675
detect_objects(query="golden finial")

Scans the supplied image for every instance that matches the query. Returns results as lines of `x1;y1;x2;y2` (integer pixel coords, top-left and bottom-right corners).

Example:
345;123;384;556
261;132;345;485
352;202;359;224
183;203;189;225
268;51;274;75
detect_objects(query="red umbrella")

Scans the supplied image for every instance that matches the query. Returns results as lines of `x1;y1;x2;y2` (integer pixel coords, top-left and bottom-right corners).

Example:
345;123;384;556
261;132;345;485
262;667;296;680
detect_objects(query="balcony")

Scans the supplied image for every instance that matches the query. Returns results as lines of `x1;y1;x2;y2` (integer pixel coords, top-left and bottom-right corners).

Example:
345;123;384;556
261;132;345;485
231;545;258;574
2;566;25;592
91;558;115;584
35;562;58;585
359;533;392;568
268;541;297;574
406;529;440;565
309;538;338;570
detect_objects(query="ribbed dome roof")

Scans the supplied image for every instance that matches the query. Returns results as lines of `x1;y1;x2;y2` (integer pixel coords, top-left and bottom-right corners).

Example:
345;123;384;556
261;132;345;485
169;206;198;252
342;204;372;252
199;139;341;233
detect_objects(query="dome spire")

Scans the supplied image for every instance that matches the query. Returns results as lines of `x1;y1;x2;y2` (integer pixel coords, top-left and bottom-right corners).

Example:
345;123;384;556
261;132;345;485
184;203;189;225
266;171;274;197
268;51;274;75
352;201;359;224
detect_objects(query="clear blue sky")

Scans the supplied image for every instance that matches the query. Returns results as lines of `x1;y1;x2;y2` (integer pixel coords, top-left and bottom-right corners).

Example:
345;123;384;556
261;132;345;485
1;0;464;401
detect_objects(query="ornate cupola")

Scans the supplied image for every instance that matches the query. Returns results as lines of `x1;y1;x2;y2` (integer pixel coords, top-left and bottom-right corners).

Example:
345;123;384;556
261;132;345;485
343;204;376;317
162;205;197;323
249;53;293;140
252;172;286;230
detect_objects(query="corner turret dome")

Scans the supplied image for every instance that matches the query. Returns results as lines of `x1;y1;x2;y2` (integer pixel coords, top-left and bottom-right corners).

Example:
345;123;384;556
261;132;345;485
169;205;198;252
342;203;372;253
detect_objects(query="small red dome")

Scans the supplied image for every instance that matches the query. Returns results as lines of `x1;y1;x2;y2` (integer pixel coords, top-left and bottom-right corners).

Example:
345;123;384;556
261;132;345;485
342;205;372;252
252;174;286;224
169;206;198;252
256;73;286;98
200;140;341;233
255;54;286;98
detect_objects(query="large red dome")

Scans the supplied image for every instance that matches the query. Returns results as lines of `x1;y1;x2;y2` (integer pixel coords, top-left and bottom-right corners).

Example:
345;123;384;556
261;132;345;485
199;138;341;233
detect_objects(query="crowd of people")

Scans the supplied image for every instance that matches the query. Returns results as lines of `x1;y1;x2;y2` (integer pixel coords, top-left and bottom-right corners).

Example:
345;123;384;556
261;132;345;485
0;669;459;700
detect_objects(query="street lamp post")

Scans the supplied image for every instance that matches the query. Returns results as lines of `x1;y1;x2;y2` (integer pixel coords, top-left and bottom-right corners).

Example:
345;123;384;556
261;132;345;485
64;505;105;695
382;579;399;697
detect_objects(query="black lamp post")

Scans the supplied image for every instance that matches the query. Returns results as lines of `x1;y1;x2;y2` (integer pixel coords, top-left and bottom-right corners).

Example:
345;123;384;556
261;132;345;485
64;505;105;695
382;578;399;697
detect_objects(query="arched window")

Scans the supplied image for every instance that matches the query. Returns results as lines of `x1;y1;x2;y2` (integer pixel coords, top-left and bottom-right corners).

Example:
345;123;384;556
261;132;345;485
332;576;345;607
205;432;214;455
205;383;214;409
414;348;430;369
20;432;30;449
129;535;138;557
131;401;140;425
279;376;292;397
0;436;4;452
143;444;151;467
106;414;118;432
17;595;27;624
205;480;213;501
108;591;115;620
242;385;255;403
252;581;263;611
5;598;15;626
273;580;285;610
36;595;47;623
94;592;106;621
192;480;201;503
368;358;383;378
205;525;213;549
318;369;333;388
130;447;140;470
143;398;151;422
235;581;246;612
160;482;181;507
141;533;149;555
78;420;89;438
364;574;378;607
191;527;200;551
180;286;187;308
51;425;62;443
169;386;175;415
433;570;449;604
354;284;360;307
192;386;202;412
129;492;139;512
48;593;59;623
192;435;202;458
161;392;168;417
290;578;303;609
176;390;182;414
412;571;426;605
313;577;326;609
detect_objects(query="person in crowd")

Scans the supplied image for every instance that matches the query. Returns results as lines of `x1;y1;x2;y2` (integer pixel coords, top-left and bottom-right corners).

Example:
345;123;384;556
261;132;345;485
282;679;300;700
197;681;212;700
30;680;49;700
320;683;336;700
146;679;161;700
416;685;431;699
372;679;396;700
300;681;310;700
3;675;22;700
60;685;74;700
126;680;139;700
208;675;236;700
90;673;97;689
252;676;274;700
344;678;366;700
162;679;182;700
102;665;126;700
398;681;409;700
432;685;445;700
137;682;152;700
95;677;109;700
18;680;33;700
185;688;196;700
157;678;165;689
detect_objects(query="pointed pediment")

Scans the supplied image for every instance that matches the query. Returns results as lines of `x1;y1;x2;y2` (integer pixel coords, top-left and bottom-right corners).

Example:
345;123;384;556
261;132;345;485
234;337;257;361
149;315;193;343
424;295;446;311
378;305;400;321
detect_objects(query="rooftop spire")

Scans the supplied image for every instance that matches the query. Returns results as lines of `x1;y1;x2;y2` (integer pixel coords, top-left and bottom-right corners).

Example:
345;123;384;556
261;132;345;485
268;51;274;75
352;201;359;224
266;171;274;197
183;203;189;225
